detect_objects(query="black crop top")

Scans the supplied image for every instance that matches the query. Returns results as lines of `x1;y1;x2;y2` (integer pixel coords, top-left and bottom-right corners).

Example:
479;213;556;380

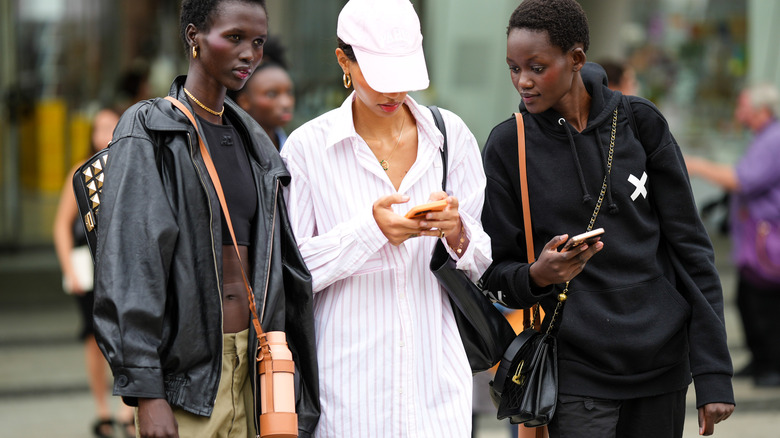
198;115;257;246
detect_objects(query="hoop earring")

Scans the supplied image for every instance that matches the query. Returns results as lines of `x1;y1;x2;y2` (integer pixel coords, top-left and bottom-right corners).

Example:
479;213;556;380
192;46;198;59
343;73;352;89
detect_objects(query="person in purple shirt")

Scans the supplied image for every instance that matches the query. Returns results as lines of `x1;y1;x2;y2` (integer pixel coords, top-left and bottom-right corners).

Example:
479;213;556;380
686;83;780;387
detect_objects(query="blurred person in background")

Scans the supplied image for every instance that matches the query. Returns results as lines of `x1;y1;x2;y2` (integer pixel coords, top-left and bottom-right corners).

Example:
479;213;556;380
115;64;152;112
597;58;639;96
230;36;294;150
91;0;319;436
53;106;136;438
686;83;780;388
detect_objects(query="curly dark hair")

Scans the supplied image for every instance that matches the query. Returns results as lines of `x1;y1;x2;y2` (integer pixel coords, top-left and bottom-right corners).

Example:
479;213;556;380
180;0;267;53
507;0;589;53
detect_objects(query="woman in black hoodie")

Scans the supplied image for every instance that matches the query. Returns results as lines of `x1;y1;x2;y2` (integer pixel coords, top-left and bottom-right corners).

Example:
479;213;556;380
481;0;734;436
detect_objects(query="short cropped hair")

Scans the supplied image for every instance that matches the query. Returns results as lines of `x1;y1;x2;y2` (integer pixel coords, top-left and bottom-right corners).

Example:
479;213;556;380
507;0;589;53
180;0;267;53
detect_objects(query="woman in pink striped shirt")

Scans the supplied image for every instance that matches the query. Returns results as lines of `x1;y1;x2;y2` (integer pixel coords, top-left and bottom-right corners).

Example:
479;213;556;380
280;0;492;436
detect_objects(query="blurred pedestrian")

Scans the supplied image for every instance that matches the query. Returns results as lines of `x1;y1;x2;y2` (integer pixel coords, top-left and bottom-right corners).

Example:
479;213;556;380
91;0;319;437
230;36;294;150
280;0;492;436
115;64;151;111
480;0;735;436
686;83;780;387
597;58;639;96
53;107;136;438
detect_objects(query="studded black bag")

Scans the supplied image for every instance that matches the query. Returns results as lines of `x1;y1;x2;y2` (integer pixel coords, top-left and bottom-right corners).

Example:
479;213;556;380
72;148;109;262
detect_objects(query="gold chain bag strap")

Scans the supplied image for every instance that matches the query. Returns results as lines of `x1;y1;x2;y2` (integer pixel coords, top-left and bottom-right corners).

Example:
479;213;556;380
547;107;617;329
164;97;298;438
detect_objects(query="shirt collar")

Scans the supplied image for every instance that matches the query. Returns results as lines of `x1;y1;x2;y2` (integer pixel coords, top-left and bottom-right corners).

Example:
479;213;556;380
324;92;445;153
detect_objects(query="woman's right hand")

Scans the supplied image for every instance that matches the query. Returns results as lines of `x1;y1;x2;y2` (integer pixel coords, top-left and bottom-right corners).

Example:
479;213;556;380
373;194;425;246
529;234;603;287
137;398;178;438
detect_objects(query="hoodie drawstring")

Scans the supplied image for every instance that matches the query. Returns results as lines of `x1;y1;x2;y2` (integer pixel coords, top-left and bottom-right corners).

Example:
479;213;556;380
558;117;593;205
558;110;620;215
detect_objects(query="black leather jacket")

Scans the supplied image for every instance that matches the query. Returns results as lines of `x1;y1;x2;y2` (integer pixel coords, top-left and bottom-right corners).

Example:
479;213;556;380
93;77;319;436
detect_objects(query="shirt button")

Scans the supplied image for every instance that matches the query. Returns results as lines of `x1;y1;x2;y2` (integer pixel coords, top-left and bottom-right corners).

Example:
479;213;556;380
400;341;405;347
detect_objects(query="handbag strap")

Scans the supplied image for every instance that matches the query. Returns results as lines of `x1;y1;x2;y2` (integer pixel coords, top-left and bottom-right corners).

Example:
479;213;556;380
428;106;448;192
515;113;542;331
515;113;534;264
164;96;265;338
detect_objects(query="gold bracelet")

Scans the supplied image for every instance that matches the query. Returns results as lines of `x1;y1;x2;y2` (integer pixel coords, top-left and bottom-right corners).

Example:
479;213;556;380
455;227;466;255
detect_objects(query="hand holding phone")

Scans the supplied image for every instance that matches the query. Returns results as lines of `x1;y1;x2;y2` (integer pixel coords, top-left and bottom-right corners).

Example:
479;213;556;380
405;200;448;219
564;228;604;250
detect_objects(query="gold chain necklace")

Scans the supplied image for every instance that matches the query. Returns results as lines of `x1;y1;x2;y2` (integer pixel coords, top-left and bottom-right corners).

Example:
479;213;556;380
378;115;406;171
183;87;224;117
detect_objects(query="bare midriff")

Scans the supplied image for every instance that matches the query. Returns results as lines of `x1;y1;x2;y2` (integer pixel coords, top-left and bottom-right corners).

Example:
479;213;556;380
221;244;251;333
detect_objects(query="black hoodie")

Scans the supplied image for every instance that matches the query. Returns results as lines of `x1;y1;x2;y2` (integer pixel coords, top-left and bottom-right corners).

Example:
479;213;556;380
481;63;734;407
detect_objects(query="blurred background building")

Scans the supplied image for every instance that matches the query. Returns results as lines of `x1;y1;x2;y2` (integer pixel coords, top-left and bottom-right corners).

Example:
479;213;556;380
0;0;774;249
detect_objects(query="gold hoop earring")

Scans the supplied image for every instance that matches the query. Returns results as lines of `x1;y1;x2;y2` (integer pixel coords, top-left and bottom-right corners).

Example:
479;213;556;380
192;46;198;59
343;73;352;89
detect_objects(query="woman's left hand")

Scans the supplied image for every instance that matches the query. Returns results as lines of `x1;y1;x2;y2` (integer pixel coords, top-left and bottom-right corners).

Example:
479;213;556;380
416;191;462;240
698;403;734;436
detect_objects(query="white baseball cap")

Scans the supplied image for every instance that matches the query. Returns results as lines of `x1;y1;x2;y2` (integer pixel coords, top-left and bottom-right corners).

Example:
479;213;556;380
337;0;430;93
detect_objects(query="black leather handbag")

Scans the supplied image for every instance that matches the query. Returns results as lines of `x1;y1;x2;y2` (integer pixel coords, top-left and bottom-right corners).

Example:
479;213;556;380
427;106;516;374
490;317;558;426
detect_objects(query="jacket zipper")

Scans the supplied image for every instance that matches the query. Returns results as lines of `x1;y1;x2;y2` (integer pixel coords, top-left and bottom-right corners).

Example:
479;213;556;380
261;180;279;322
187;131;225;409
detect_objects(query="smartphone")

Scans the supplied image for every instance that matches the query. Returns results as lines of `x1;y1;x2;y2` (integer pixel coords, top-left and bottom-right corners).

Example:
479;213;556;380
405;200;448;219
565;228;604;249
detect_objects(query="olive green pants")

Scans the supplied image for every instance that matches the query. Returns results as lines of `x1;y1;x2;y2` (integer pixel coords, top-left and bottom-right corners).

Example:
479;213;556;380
136;329;256;438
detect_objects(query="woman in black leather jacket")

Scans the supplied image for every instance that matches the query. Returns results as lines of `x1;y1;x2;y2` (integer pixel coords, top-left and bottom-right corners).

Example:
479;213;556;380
92;1;319;436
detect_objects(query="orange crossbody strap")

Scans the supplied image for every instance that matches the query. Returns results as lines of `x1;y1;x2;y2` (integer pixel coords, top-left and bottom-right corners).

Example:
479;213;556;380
516;113;540;331
164;96;264;338
515;112;534;264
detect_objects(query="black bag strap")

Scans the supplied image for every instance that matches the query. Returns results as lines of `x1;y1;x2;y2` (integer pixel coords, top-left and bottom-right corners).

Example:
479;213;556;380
428;105;448;192
622;95;641;144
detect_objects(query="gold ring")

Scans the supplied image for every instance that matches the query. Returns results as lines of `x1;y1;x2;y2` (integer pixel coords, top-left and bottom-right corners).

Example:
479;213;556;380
439;230;445;239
